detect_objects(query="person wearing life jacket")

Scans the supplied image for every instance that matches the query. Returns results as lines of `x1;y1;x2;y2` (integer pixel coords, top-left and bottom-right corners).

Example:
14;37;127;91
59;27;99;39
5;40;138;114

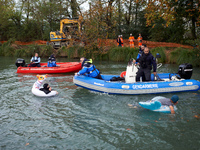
120;35;124;47
75;58;102;79
117;35;122;47
137;33;142;47
133;47;157;82
30;53;41;67
129;34;135;48
47;54;57;67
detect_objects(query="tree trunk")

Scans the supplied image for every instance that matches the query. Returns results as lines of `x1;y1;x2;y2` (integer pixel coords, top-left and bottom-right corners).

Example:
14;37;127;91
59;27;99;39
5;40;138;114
71;0;78;18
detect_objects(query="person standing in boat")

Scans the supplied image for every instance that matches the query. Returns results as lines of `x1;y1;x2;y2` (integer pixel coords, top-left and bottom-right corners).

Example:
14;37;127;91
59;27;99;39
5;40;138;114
30;53;41;67
136;44;146;60
75;58;102;79
133;47;157;82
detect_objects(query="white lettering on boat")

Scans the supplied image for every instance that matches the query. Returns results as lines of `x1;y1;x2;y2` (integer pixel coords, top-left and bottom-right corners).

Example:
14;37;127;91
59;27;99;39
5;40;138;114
169;82;184;86
132;84;158;89
94;82;104;86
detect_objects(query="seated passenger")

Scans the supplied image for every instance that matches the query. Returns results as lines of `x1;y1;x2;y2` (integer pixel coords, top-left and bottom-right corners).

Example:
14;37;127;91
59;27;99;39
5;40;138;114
47;54;57;67
39;83;58;95
75;58;102;79
30;53;41;67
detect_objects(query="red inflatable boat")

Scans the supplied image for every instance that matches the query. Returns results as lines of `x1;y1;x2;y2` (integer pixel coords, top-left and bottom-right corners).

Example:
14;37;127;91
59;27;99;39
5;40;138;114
16;62;82;74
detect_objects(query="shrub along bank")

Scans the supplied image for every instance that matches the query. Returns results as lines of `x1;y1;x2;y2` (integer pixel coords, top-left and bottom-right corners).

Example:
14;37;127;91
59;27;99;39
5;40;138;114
0;40;199;67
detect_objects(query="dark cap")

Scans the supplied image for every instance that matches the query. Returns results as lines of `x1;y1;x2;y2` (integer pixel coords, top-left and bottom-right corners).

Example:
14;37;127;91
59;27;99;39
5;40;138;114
171;95;179;103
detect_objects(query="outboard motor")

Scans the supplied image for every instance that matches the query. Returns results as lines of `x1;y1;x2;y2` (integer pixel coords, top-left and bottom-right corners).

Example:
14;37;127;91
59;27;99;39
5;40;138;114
15;58;25;68
178;63;193;79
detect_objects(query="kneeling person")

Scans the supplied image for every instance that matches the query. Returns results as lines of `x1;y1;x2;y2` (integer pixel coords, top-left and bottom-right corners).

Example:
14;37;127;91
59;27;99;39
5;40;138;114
75;58;102;79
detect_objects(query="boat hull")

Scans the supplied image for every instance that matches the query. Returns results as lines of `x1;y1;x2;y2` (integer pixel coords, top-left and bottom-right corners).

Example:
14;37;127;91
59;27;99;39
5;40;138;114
17;62;81;74
73;74;200;95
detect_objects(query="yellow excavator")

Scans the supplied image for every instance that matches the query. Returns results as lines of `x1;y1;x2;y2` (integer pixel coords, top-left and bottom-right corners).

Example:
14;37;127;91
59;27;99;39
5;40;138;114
49;17;82;48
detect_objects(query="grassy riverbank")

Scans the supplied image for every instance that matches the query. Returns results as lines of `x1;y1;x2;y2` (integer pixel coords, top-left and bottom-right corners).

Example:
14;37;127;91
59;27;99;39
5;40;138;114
0;39;199;67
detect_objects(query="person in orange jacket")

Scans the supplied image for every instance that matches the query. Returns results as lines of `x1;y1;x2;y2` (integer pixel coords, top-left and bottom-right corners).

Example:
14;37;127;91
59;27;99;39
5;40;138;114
129;34;135;48
137;33;142;47
120;35;124;47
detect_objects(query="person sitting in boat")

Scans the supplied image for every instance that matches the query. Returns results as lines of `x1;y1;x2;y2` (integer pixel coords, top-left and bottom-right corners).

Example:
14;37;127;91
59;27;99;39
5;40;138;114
39;83;58;95
151;95;179;114
133;47;157;82
30;53;41;67
47;54;57;67
75;58;103;79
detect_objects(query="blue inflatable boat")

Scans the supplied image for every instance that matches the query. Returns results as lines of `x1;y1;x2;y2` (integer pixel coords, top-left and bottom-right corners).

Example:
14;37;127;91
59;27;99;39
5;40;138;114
73;73;200;95
73;63;200;95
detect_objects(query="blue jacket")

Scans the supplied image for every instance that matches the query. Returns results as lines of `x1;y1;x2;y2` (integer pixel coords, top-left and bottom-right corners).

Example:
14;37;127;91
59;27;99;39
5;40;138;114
77;63;100;78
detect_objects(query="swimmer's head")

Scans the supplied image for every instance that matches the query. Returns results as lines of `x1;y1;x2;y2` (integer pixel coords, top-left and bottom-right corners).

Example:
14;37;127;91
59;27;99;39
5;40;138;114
171;95;179;103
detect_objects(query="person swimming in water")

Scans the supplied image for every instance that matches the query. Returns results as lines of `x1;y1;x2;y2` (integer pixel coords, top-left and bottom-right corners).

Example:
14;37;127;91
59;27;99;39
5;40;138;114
39;83;58;95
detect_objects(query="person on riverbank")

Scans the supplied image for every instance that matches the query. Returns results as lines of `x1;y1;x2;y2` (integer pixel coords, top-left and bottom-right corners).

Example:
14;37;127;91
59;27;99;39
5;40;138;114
133;47;157;82
137;34;142;47
75;58;102;79
117;35;122;47
30;53;41;67
129;34;135;48
120;35;124;47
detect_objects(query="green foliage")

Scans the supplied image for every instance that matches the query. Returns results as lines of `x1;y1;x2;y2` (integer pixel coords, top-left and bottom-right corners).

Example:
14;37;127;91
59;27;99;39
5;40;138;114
169;47;200;67
108;47;139;62
0;39;15;56
150;47;166;63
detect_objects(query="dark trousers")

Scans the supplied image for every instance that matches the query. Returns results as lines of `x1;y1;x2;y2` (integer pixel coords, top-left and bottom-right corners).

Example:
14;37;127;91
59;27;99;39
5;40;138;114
30;63;41;67
136;68;151;82
94;74;103;80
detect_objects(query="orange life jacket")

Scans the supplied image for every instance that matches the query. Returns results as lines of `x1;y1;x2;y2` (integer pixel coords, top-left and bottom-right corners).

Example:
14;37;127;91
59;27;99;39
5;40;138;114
129;36;134;43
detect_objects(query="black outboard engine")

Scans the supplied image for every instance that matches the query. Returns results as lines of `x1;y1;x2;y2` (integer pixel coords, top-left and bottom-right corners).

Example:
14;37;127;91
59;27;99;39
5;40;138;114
15;58;25;68
178;63;193;79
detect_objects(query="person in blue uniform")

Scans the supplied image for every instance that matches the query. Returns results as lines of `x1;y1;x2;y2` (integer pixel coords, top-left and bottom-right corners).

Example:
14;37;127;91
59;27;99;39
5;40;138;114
133;47;157;82
47;54;57;67
136;44;146;60
30;53;41;67
75;58;102;79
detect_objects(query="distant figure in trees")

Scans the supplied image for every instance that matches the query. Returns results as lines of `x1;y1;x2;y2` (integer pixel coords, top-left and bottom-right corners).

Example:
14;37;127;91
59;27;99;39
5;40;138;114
117;35;122;47
137;33;143;47
129;34;135;48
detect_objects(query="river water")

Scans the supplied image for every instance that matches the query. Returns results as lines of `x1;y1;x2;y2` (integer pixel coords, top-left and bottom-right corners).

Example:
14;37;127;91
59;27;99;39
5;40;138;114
0;56;200;149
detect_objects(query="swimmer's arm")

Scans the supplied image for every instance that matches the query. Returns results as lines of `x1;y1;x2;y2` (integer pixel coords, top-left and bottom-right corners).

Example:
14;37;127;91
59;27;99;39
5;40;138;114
169;106;175;114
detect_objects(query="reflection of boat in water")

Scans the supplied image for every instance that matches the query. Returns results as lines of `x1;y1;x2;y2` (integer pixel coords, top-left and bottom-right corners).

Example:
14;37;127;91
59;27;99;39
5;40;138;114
73;64;200;95
15;59;81;74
